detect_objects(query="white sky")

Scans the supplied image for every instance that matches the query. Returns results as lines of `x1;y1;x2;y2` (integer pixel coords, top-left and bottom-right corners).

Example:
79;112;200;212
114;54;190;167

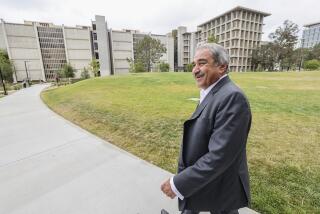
0;0;319;41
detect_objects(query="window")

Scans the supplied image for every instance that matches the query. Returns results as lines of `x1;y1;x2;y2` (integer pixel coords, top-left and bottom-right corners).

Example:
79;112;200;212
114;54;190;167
94;42;98;50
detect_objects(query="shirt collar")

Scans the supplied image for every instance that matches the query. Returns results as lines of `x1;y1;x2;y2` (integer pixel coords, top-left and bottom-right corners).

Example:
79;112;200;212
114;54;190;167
199;74;228;104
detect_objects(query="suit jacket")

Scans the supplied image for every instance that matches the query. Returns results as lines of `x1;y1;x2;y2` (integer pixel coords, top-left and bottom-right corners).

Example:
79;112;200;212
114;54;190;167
173;76;252;212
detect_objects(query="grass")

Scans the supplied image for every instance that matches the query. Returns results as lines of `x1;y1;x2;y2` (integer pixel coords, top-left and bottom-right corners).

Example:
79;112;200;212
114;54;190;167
41;71;320;213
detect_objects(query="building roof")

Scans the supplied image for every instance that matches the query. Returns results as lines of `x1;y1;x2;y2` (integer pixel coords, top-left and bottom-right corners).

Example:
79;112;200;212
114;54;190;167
304;22;320;27
198;6;271;27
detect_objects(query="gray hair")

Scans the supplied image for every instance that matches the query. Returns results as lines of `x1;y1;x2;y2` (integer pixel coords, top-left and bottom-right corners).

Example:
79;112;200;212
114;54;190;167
196;42;230;68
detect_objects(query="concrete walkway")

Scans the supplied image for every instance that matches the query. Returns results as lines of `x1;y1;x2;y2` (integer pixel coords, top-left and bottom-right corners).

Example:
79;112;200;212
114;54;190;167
0;84;177;214
0;84;257;214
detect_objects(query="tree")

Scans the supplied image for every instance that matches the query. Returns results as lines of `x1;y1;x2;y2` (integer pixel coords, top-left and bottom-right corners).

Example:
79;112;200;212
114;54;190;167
303;59;320;70
127;58;145;73
207;34;219;43
59;63;75;78
251;42;277;71
269;20;299;71
184;63;194;72
305;43;320;61
0;49;14;82
89;59;100;77
81;67;90;79
134;36;166;72
159;62;170;72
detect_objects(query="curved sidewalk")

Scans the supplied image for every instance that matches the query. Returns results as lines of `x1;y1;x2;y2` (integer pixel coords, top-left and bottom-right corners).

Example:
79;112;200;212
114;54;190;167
0;84;177;214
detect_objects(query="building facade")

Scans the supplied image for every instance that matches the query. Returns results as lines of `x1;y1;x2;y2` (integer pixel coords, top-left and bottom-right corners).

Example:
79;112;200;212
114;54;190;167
90;16;174;75
1;6;271;81
0;15;174;81
176;6;270;72
302;22;320;48
0;19;92;81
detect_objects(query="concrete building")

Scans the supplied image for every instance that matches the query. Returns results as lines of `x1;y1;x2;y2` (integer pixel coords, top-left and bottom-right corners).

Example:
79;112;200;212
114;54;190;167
131;31;174;71
63;26;92;79
91;15;112;76
0;19;92;81
175;6;270;72
110;29;134;75
0;20;45;82
302;22;320;48
91;16;174;75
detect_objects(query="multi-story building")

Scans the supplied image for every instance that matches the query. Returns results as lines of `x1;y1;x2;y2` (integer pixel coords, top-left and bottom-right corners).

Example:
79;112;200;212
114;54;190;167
91;15;113;76
176;6;270;72
0;19;92;81
0;15;174;81
302;22;320;48
131;31;174;71
1;7;270;81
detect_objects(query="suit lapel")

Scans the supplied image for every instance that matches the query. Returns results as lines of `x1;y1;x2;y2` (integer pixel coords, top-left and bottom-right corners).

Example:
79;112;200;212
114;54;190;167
188;76;231;121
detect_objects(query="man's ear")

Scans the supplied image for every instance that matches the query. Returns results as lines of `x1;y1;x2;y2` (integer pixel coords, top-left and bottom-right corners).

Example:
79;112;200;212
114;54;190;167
219;64;228;74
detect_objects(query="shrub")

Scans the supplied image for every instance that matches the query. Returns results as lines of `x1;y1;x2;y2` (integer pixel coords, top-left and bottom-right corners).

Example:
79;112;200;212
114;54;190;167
303;59;320;70
81;67;90;79
159;62;170;72
59;64;75;78
184;63;194;72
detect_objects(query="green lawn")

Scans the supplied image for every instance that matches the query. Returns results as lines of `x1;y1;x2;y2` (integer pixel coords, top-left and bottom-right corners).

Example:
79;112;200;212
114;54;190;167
41;71;320;213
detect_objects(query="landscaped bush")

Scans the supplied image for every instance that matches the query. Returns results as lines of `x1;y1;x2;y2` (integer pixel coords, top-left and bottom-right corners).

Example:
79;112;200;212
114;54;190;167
303;59;320;70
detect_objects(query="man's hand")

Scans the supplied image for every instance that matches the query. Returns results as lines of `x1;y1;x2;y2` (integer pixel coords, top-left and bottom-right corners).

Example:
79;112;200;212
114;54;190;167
161;178;176;199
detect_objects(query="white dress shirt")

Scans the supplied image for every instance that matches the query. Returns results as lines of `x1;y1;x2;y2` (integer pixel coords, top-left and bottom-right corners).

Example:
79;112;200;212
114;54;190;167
170;74;228;200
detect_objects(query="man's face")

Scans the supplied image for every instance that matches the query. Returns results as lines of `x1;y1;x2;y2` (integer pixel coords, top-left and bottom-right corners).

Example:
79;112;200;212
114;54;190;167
192;49;226;89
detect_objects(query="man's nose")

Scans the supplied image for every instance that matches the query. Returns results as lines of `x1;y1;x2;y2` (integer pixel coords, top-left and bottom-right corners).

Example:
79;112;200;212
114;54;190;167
192;66;200;74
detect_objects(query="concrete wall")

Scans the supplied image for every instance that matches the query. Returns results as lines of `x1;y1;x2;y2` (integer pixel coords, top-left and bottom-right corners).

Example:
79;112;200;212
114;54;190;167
177;26;187;68
110;30;133;75
166;34;175;71
64;27;92;78
155;34;174;71
95;15;111;76
2;23;43;81
0;22;8;50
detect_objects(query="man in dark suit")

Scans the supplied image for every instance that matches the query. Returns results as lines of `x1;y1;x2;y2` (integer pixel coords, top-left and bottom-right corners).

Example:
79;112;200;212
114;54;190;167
161;43;252;214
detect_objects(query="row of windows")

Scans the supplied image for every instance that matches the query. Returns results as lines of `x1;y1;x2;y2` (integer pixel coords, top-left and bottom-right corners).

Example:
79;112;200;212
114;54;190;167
229;57;252;65
44;63;66;70
94;42;98;50
40;49;66;54
40;43;65;49
221;40;259;49
93;33;97;40
229;48;254;56
202;11;263;30
42;59;67;64
39;38;64;44
303;27;320;35
204;22;262;36
38;32;64;39
210;31;261;41
229;66;252;72
38;27;63;33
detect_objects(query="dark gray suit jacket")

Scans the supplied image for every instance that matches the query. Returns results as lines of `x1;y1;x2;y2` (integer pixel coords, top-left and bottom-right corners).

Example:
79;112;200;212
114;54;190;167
173;76;251;212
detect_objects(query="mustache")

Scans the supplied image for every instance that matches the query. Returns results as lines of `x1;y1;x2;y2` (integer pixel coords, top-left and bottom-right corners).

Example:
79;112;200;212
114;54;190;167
194;69;205;78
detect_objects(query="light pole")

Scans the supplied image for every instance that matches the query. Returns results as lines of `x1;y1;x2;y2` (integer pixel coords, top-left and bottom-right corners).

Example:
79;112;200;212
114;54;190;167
0;66;8;95
299;38;304;71
24;61;30;86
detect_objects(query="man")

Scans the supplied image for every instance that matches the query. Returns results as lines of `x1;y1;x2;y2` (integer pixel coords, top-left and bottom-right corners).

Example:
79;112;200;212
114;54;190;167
161;43;252;214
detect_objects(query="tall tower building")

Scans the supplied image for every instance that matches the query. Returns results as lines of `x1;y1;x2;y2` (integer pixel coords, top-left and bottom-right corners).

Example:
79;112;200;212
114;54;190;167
197;6;270;72
302;22;320;48
175;6;270;72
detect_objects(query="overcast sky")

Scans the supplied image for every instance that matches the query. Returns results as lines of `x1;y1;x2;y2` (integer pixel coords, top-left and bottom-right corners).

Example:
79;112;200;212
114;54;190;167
0;0;319;41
